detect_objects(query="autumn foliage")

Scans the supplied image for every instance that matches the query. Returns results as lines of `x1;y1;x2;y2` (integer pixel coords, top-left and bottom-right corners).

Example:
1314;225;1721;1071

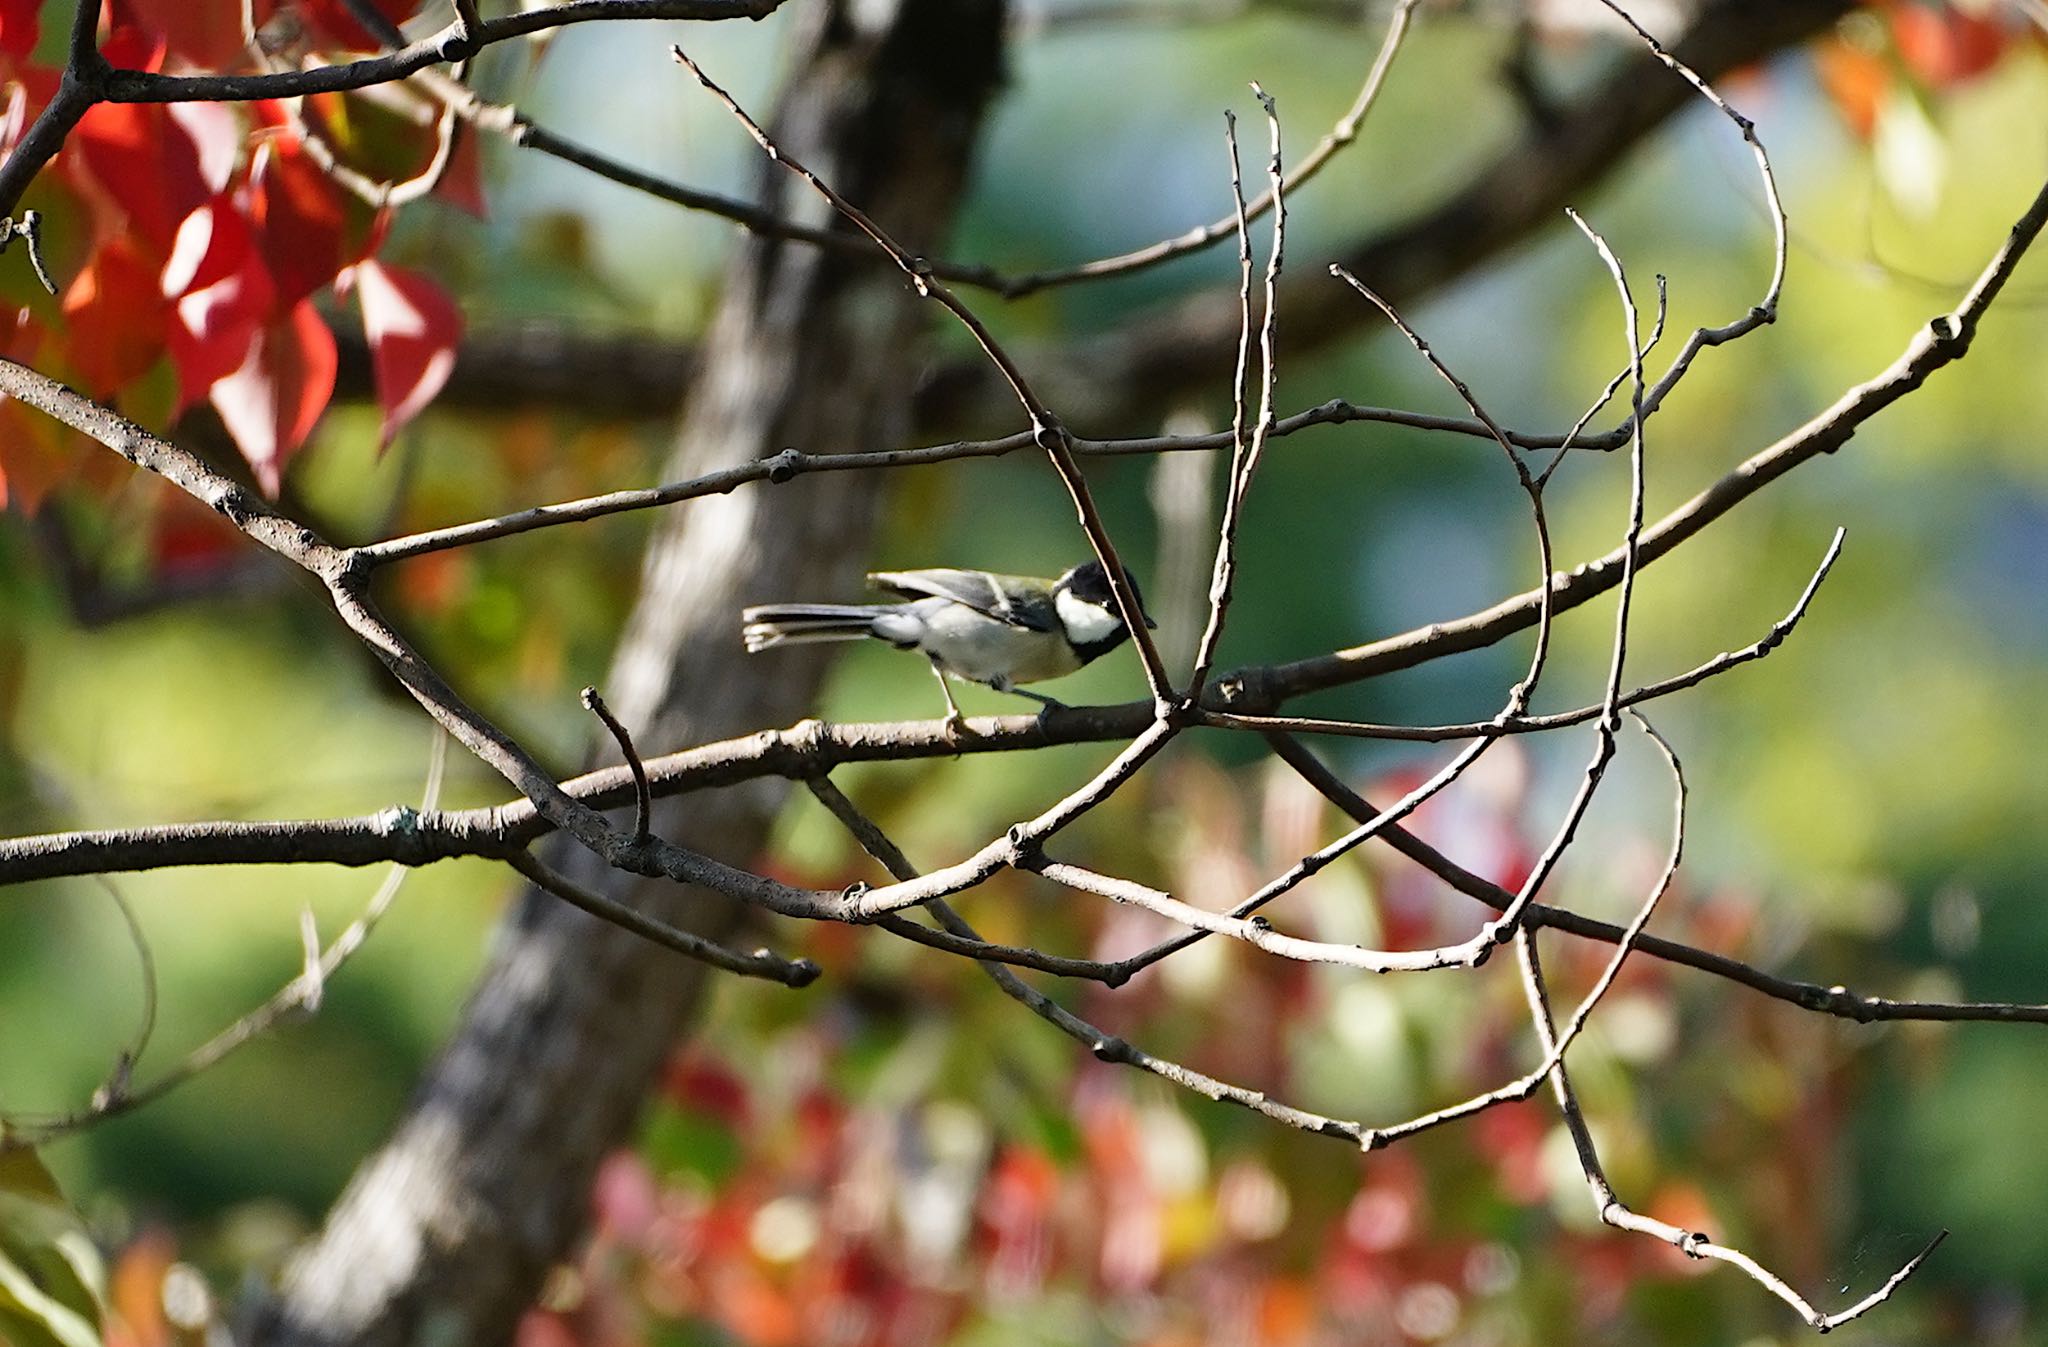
0;0;462;511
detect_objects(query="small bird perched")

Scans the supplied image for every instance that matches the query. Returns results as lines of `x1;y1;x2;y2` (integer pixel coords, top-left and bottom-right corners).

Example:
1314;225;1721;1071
742;560;1156;726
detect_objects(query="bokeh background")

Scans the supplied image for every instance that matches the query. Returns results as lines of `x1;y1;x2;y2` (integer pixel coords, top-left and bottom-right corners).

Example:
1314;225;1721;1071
2;2;2047;1343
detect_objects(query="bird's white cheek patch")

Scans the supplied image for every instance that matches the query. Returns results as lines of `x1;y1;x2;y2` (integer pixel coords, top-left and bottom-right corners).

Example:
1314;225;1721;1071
1056;590;1123;645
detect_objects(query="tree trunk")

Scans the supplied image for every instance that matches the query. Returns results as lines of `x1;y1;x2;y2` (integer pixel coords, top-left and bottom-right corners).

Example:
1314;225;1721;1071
241;4;1005;1341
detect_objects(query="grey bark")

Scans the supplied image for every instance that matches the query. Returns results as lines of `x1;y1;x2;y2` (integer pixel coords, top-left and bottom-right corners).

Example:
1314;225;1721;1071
240;3;1005;1341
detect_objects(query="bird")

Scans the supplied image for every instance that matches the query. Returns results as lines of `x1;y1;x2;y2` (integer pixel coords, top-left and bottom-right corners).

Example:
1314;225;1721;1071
742;559;1156;726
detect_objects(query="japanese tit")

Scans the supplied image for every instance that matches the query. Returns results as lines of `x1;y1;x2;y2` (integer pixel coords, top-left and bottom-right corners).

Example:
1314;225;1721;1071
742;559;1156;723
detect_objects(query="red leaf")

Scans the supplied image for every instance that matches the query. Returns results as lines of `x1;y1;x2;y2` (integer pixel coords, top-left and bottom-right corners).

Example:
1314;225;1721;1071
98;16;166;73
663;1051;751;1127
209;296;335;495
432;123;488;218
352;258;458;447
71;99;216;254
248;136;350;310
169;98;241;193
150;489;245;577
110;0;249;70
62;234;170;396
298;0;423;50
0;306;77;513
0;0;39;60
1892;4;2009;88
0;80;28;158
163;196;275;411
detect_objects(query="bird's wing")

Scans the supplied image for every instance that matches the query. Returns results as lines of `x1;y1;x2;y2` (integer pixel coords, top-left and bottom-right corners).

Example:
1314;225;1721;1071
869;568;1056;631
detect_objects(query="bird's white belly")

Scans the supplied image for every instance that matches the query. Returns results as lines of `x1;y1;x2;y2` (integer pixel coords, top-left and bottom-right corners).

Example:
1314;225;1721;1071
917;601;1081;687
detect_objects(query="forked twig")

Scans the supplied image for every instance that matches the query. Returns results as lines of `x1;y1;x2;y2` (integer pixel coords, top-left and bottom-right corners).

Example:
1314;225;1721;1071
1518;928;1948;1330
582;685;651;845
1189;87;1285;701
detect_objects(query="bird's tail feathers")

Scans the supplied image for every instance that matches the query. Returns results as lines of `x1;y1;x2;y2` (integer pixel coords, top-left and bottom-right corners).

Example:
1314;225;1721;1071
741;603;887;653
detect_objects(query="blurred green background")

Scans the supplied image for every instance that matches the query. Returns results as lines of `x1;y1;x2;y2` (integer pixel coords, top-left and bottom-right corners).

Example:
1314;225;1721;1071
2;3;2046;1343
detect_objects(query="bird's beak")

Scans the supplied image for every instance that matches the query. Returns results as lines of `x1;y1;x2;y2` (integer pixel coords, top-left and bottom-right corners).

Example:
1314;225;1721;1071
1144;614;1159;630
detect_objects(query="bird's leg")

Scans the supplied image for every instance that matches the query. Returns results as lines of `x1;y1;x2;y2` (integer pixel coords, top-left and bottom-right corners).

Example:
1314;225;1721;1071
928;657;969;737
999;683;1069;731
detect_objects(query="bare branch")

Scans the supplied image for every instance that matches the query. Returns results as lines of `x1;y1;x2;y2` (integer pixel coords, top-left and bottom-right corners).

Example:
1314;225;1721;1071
984;0;1419;298
1442;205;1654;953
1252;167;2048;709
1518;929;1948;1330
838;718;1180;919
2;730;448;1145
1362;711;1685;1150
1579;0;1790;439
1038;857;1490;973
804;776;1129;984
1206;525;1846;743
803;774;1370;1145
0;355;884;928
1264;730;2048;1026
508;850;817;986
392;0;1409;301
83;879;157;1114
1188;88;1284;700
581;686;651;845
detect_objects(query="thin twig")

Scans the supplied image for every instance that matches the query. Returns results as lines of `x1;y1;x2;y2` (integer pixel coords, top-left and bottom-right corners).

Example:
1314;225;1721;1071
0;211;56;295
1330;263;1559;714
983;0;1420;298
804;775;1128;984
1537;272;1668;492
1038;857;1488;972
1188;87;1284;701
1362;711;1685;1149
1262;729;2048;1025
803;774;1368;1144
840;718;1181;919
1;729;450;1146
1518;929;1948;1330
582;685;651;845
1200;525;1843;743
84;878;157;1111
367;0;1414;301
509;849;818;985
1454;206;1653;952
1564;0;1790;448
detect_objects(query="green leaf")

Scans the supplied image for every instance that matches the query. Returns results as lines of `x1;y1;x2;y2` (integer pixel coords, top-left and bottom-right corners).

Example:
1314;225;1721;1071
0;1146;105;1347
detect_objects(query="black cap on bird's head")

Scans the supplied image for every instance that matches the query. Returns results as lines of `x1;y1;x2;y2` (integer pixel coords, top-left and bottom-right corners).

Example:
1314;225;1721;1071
1058;558;1158;625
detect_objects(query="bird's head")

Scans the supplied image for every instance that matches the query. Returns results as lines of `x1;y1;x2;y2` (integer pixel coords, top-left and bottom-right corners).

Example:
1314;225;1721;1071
1054;558;1157;662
